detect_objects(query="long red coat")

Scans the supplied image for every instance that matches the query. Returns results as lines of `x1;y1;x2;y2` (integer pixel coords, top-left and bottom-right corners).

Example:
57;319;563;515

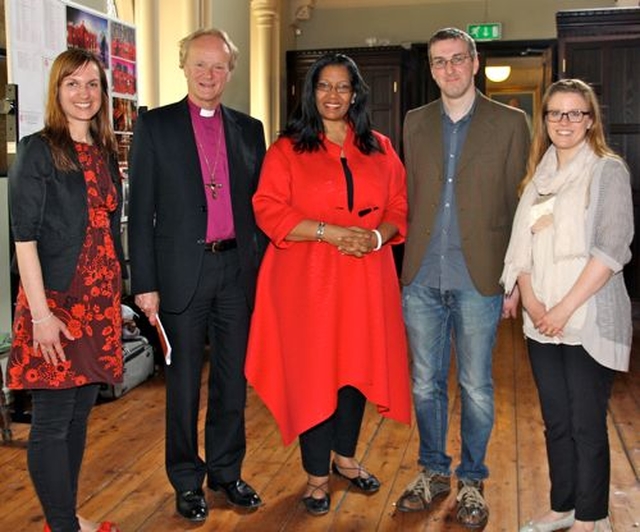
245;129;411;445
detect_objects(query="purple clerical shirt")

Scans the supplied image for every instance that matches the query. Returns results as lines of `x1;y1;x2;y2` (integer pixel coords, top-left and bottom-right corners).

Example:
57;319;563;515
188;99;235;242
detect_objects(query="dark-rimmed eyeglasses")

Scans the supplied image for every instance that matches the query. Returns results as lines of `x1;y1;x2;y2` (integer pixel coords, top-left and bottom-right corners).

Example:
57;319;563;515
315;81;353;94
430;54;472;70
545;110;591;123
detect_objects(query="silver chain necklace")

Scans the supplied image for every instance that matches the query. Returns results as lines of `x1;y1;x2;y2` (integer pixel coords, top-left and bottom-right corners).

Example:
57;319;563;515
194;116;224;200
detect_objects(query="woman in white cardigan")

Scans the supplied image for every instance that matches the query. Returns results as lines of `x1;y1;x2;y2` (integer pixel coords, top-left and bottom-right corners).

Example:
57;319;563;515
502;79;633;532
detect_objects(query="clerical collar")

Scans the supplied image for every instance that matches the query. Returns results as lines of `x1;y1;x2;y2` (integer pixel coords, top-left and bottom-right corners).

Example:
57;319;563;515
187;98;217;118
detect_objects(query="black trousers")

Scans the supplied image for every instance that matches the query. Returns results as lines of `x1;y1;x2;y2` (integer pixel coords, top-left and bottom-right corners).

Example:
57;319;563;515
162;249;249;492
527;339;615;521
28;384;99;532
299;386;366;476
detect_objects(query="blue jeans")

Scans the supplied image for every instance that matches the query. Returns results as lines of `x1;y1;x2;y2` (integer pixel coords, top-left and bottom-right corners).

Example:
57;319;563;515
402;284;502;481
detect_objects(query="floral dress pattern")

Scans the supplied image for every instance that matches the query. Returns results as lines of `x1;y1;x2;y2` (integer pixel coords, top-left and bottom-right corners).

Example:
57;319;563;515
8;143;123;389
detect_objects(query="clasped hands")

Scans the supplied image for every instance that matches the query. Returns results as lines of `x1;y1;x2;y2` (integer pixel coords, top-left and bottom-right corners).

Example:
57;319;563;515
526;297;572;338
327;226;378;258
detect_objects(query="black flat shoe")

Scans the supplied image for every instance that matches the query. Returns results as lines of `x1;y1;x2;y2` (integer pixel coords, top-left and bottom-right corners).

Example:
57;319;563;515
331;461;381;494
208;479;263;509
176;488;208;522
302;481;330;516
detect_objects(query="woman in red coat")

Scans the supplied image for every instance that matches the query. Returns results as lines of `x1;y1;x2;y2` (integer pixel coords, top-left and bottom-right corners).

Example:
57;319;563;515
245;53;411;516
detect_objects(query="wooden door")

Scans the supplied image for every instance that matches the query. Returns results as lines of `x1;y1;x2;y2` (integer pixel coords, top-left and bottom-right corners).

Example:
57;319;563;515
359;64;401;148
557;8;640;296
286;47;421;153
562;38;640;296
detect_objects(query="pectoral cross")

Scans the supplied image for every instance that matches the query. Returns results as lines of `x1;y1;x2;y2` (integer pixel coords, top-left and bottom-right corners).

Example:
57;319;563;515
208;181;223;200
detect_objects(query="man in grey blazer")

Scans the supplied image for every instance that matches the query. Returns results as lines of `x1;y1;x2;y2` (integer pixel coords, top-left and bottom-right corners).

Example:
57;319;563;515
396;28;530;527
128;28;266;522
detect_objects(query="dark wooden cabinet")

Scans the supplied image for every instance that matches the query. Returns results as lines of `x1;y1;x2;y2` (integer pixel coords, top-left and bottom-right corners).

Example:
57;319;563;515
557;8;640;297
286;46;427;152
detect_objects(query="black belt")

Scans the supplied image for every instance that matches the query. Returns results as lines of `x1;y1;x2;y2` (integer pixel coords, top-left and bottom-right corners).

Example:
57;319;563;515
204;238;237;253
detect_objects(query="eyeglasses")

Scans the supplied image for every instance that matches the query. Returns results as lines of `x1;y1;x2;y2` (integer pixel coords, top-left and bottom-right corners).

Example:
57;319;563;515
545;109;591;123
430;53;473;70
315;81;353;94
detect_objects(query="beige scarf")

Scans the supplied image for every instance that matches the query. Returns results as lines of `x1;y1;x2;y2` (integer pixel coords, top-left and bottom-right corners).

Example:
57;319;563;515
501;141;599;292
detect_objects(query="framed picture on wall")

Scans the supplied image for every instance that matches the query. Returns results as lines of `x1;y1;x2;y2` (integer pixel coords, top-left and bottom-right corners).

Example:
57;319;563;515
488;88;537;116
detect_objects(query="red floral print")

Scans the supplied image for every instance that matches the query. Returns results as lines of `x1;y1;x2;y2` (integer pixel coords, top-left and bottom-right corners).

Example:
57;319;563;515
8;144;123;389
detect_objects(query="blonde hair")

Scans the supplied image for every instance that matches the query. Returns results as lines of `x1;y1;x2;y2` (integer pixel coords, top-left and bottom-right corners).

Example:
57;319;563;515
519;78;617;195
43;48;116;171
178;28;239;71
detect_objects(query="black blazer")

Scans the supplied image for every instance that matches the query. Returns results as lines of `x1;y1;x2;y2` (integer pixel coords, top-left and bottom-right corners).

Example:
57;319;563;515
9;133;124;292
127;98;267;313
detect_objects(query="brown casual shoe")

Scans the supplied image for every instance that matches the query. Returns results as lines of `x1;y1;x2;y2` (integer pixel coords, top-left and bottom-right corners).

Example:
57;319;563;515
456;479;488;528
395;470;451;512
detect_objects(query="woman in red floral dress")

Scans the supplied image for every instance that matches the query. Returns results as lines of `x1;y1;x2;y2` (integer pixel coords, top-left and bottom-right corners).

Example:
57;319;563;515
7;49;124;532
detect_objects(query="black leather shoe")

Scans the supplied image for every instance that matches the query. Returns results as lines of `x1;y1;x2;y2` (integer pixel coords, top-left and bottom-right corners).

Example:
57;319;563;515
331;461;381;493
208;479;263;509
302;481;330;516
176;488;208;522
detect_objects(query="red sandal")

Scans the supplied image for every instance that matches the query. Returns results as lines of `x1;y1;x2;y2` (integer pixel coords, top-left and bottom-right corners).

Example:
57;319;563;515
98;523;121;532
44;521;121;532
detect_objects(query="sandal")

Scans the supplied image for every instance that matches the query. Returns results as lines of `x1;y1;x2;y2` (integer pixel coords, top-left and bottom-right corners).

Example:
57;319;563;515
98;522;121;532
302;481;330;516
44;521;121;532
331;461;380;493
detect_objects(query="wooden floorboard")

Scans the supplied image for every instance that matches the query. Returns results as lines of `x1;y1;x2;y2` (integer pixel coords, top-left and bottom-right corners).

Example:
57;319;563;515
1;318;638;531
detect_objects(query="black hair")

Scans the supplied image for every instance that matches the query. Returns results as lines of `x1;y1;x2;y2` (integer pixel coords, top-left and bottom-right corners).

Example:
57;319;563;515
281;53;382;155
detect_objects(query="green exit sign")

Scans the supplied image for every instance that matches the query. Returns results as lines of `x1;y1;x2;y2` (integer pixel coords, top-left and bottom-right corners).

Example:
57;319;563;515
467;23;502;41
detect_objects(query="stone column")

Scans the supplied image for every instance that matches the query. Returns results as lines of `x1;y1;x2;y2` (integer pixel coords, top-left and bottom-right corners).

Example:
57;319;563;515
250;0;278;142
155;0;199;105
133;0;158;109
201;1;214;29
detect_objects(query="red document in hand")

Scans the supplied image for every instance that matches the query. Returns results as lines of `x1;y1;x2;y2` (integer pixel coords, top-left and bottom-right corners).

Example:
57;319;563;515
154;315;172;365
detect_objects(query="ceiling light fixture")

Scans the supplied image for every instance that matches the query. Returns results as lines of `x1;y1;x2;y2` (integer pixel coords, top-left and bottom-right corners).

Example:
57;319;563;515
485;65;511;83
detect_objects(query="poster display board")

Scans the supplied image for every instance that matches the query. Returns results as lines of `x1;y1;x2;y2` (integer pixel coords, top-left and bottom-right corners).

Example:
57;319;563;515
6;0;137;164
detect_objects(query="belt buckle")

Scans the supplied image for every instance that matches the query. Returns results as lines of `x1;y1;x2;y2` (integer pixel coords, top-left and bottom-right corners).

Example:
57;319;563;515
205;238;235;253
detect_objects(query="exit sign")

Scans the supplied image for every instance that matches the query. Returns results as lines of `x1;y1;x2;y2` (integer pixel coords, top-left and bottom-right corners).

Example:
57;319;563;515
467;23;502;41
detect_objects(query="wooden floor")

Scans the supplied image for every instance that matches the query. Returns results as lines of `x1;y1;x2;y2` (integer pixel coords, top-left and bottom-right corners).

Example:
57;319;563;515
0;318;638;531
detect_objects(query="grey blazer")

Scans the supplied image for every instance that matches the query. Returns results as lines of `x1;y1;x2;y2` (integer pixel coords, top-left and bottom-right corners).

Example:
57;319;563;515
401;91;530;296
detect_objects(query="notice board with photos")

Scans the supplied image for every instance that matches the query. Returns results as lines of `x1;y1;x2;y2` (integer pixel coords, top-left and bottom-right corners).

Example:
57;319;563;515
5;0;137;168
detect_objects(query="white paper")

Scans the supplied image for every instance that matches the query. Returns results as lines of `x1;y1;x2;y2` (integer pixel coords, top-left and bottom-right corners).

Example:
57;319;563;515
154;314;172;365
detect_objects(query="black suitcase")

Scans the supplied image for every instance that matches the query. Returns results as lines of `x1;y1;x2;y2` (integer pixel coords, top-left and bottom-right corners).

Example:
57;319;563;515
99;338;155;399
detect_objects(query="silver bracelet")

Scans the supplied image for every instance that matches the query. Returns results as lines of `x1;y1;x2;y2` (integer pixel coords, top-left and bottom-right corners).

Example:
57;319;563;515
316;221;326;242
372;229;382;251
32;312;53;325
